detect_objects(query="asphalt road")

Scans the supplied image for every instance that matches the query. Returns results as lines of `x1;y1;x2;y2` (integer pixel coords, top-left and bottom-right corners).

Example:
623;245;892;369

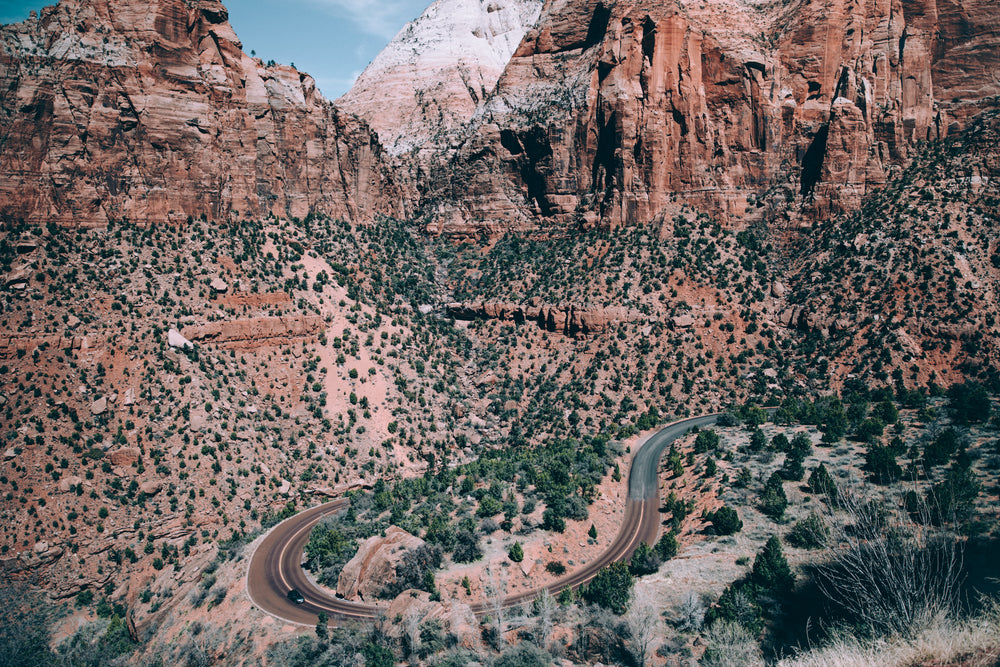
246;413;723;624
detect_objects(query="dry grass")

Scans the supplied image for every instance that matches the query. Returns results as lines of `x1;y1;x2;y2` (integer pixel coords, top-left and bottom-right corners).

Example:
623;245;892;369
779;600;1000;667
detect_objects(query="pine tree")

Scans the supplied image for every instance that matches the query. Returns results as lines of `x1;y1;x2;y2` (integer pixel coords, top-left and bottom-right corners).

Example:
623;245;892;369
655;531;678;560
629;542;661;576
751;535;794;592
315;611;328;641
808;463;836;497
705;457;718;477
709;506;742;535
759;472;788;519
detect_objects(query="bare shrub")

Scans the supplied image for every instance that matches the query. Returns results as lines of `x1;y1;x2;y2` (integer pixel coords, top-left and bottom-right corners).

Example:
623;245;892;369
625;588;661;667
778;598;1000;667
700;620;764;666
675;591;705;632
814;485;963;637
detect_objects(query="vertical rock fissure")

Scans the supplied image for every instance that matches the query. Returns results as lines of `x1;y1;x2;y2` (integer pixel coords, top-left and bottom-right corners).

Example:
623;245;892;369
592;110;619;195
584;3;611;49
641;17;656;64
800;123;829;197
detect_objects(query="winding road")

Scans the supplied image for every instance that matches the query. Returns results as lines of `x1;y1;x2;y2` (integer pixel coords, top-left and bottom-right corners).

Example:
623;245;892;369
246;413;725;625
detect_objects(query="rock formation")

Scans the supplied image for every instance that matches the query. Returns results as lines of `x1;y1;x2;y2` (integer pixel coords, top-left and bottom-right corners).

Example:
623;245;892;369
180;315;326;347
0;0;406;226
337;0;542;154
2;0;998;233
336;526;425;600
447;299;644;336
420;0;1000;232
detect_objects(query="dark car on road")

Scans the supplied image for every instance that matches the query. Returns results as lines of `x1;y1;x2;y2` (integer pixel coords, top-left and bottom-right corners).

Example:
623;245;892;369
287;588;305;604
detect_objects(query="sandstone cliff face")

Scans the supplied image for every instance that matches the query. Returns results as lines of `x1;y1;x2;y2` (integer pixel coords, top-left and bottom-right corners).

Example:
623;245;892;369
421;0;1000;232
337;0;542;155
3;0;998;231
0;0;405;226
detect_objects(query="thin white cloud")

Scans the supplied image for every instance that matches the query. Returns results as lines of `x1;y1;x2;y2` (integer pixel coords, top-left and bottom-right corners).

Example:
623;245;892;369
305;0;427;40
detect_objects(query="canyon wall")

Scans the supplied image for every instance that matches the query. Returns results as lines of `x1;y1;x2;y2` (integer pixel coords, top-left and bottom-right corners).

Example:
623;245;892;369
0;0;406;227
422;0;1000;233
1;0;998;230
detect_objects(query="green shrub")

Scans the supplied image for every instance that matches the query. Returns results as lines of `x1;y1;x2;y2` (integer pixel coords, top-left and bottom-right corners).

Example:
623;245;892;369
695;429;720;453
865;444;902;484
655;531;678;560
582;561;633;614
947;382;991;424
751;535;794;592
629;542;661;576
709;506;743;535
786;512;829;549
808;463;836;497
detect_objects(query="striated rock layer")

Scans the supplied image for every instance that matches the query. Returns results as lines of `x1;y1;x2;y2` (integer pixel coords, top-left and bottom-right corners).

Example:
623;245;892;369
447;299;645;336
422;0;1000;233
0;0;406;227
180;315;326;347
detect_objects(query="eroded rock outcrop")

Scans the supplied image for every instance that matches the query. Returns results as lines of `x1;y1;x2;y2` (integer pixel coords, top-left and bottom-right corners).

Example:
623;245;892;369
3;0;998;234
336;526;425;601
180;315;325;346
447;300;644;336
0;0;406;226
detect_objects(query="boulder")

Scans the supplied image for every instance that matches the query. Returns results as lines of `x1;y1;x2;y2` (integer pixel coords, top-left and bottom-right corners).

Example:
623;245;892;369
210;277;229;293
337;526;425;600
139;480;163;495
671;314;695;329
90;396;107;415
167;329;193;349
58;475;83;493
108;447;141;467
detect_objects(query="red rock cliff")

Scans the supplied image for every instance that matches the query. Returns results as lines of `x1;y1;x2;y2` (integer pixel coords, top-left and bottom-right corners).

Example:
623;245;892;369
421;0;1000;232
0;0;406;226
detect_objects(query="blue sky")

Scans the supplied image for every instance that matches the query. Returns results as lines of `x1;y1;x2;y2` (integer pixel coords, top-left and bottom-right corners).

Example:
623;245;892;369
0;0;429;98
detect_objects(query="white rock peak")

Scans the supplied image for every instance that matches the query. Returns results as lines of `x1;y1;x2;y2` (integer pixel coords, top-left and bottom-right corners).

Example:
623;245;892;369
337;0;542;154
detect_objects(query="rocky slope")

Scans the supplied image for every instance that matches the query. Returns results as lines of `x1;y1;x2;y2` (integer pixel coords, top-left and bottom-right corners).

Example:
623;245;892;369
786;107;1000;387
0;0;405;227
421;0;1000;233
337;0;542;154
